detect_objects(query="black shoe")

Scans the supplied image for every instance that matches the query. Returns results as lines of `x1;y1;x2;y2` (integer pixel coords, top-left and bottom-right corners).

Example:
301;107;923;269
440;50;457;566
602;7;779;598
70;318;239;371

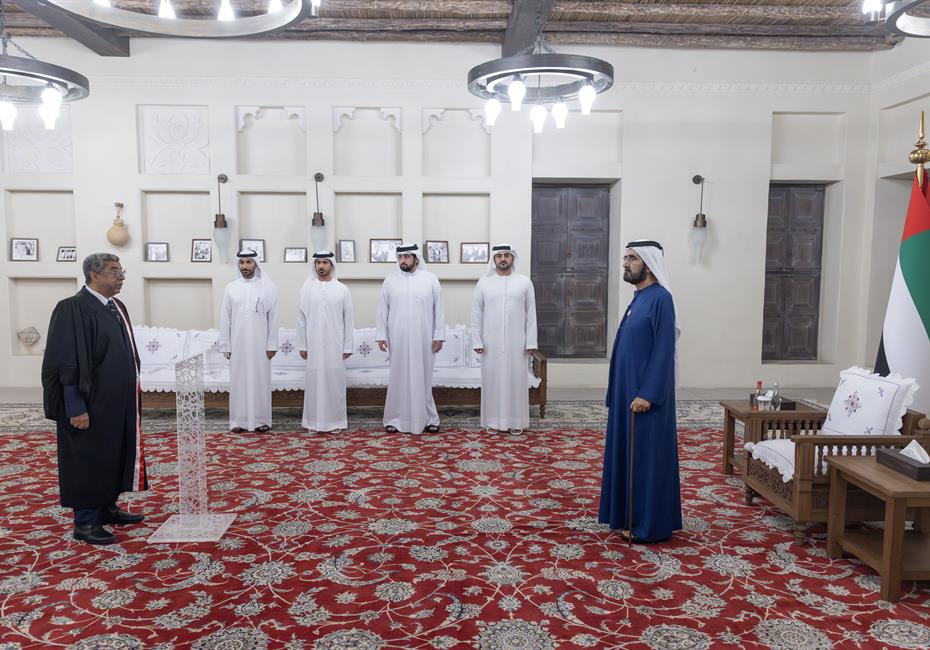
99;505;145;525
73;524;116;545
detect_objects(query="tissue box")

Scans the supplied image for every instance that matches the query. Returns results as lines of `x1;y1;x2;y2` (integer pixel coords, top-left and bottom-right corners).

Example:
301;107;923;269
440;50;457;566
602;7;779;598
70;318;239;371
876;448;930;480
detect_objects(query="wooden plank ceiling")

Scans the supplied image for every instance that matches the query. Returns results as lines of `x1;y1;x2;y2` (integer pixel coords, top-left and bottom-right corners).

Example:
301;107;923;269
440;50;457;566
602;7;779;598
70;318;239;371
3;0;899;52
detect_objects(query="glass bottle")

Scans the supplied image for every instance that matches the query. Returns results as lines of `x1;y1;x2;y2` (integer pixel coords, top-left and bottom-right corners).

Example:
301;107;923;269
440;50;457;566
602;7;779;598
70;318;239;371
752;380;763;409
771;382;781;410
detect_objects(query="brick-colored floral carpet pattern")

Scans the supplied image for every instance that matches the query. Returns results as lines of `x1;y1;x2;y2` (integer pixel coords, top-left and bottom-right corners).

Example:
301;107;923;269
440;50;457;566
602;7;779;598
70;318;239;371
1;404;929;648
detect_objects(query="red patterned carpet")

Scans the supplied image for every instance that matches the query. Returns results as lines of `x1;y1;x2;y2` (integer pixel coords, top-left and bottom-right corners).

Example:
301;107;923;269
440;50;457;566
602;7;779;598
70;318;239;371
1;425;930;649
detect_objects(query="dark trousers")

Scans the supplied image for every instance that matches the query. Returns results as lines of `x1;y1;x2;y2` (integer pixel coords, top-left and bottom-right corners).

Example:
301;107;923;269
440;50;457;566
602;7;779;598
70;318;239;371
73;503;114;527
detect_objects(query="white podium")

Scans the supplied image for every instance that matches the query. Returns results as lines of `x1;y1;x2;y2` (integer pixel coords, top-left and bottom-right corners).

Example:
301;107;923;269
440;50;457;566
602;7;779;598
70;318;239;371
148;354;235;543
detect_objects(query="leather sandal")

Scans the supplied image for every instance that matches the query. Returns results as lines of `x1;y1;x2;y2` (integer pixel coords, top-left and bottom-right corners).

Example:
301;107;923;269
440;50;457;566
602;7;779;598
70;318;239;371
423;425;440;433
385;426;399;433
255;425;271;433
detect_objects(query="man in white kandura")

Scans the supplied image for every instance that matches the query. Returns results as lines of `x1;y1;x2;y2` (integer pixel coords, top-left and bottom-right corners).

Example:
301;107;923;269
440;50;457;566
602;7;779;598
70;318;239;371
296;250;354;433
218;249;279;433
471;244;538;434
376;243;445;434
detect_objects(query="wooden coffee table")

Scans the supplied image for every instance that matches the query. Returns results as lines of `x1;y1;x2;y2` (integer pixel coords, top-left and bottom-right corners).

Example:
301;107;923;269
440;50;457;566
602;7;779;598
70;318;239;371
719;399;825;475
826;455;930;602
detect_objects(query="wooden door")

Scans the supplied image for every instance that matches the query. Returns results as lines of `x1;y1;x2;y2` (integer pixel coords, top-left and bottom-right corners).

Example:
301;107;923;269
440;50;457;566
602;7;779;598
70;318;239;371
531;185;611;358
762;185;824;361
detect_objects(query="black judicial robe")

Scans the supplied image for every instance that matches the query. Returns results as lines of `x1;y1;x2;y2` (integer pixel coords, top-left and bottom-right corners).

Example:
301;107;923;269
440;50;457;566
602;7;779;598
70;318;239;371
41;288;148;508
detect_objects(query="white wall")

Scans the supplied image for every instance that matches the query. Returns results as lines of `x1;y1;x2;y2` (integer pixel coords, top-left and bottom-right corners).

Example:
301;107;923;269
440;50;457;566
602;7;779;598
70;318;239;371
0;38;926;391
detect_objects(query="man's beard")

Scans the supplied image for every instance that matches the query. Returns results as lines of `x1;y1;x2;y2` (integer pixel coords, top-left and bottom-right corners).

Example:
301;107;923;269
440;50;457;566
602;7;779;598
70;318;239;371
623;267;646;284
240;269;254;279
400;262;416;273
496;262;510;271
317;268;330;277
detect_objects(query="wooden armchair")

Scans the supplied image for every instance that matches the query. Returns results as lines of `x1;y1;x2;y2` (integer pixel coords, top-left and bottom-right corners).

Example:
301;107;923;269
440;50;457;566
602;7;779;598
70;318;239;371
743;410;929;544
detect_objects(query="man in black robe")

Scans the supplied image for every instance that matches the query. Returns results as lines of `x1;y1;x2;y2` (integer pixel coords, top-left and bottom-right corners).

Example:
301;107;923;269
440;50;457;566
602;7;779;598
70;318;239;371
42;253;149;545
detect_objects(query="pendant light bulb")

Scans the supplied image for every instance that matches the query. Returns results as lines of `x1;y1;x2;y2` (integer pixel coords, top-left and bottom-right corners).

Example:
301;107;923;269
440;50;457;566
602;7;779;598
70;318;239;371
311;0;321;16
38;103;57;130
552;99;568;129
578;82;596;115
530;103;547;134
158;0;176;18
0;101;17;131
218;0;235;21
484;98;502;127
508;77;526;111
267;0;283;13
41;84;63;118
93;0;111;6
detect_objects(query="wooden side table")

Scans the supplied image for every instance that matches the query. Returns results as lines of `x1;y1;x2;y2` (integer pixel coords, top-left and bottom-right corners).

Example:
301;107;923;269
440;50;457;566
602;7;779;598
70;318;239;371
719;399;825;475
826;455;930;602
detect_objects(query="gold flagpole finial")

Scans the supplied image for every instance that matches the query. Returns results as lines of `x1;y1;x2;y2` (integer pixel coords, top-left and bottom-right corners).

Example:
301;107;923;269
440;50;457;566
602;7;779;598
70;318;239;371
909;110;930;188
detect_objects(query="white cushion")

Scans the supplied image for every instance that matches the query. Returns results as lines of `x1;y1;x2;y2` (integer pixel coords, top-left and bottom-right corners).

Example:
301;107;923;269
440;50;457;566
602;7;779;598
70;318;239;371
345;328;389;369
435;325;467;368
821;367;919;436
745;439;796;482
134;327;187;366
273;328;304;371
466;328;482;368
187;329;220;357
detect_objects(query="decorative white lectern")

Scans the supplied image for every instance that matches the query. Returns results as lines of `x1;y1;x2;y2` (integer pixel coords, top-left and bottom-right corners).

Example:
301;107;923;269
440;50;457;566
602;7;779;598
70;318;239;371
148;354;236;543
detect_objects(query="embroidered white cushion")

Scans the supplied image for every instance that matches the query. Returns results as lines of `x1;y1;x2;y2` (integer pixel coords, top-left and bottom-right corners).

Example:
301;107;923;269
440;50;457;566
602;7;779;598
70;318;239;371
345;328;389;369
821;367;919;436
435;326;467;368
745;440;796;482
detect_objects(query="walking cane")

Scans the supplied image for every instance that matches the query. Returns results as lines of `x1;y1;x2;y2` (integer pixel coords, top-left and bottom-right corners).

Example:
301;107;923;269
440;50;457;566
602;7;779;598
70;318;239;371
627;409;635;548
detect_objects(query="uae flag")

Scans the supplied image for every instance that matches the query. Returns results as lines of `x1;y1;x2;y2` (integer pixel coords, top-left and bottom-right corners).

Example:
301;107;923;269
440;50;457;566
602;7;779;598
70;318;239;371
875;174;930;414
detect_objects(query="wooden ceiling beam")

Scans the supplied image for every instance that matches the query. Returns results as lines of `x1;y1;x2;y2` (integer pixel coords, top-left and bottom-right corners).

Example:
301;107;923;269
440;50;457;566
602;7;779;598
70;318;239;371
293;17;506;32
323;0;512;18
289;17;883;39
544;21;887;37
319;1;862;23
551;2;864;23
547;31;894;51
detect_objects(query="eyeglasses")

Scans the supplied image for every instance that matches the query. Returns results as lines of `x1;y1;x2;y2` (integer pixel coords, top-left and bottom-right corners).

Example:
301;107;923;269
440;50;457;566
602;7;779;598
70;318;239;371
621;256;642;264
98;268;127;278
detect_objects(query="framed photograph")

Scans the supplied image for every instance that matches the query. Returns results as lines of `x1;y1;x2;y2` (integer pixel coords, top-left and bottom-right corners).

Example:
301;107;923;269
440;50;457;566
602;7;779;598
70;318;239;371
425;240;450;264
369;238;402;263
284;247;308;263
56;246;77;262
337;239;356;263
145;242;169;262
461;241;490;264
10;238;38;261
191;239;213;263
239;239;265;263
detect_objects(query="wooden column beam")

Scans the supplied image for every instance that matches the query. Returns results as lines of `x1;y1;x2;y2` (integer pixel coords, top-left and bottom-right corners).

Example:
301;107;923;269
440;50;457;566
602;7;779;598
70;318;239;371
14;0;130;57
503;0;555;56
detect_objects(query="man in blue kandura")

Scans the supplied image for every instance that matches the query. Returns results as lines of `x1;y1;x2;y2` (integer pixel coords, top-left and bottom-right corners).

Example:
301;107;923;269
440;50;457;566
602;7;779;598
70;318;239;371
599;239;682;543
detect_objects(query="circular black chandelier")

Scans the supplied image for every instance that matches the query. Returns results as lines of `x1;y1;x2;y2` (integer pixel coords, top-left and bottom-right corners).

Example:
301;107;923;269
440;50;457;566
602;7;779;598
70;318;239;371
466;5;613;132
43;0;315;38
0;1;90;131
467;52;614;131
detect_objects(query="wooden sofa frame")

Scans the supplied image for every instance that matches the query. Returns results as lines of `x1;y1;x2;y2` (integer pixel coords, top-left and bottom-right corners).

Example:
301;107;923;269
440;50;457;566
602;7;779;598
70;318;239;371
742;409;930;544
141;350;548;418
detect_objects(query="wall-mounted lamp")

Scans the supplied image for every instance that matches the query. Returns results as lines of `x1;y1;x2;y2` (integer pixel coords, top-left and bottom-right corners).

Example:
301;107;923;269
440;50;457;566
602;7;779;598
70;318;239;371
214;174;229;263
311;172;327;253
691;174;709;264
